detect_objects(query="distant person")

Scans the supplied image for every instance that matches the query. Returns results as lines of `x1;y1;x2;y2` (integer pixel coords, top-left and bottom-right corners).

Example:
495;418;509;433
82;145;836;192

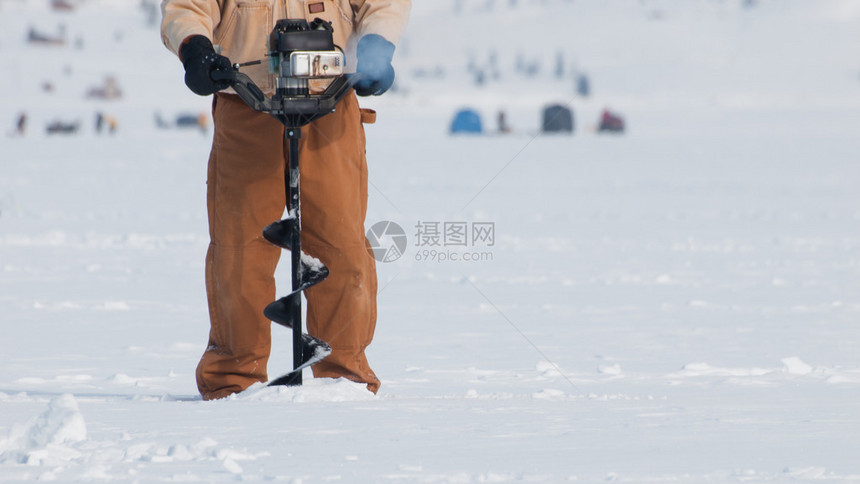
497;110;511;134
96;113;118;135
576;74;590;98
154;112;170;129
11;112;27;136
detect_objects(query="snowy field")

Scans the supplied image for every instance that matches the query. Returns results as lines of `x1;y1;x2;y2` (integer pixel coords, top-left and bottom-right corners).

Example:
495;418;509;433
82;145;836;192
2;0;860;482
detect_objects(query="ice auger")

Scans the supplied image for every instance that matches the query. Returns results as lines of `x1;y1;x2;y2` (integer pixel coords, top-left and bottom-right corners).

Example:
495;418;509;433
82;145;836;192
212;18;360;386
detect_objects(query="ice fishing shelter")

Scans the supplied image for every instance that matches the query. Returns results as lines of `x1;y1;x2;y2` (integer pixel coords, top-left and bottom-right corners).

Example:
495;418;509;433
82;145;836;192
598;109;625;134
542;104;574;133
450;108;483;134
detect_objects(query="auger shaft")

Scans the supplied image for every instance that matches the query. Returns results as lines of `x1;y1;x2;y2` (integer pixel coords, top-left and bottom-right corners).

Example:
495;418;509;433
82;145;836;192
286;128;303;385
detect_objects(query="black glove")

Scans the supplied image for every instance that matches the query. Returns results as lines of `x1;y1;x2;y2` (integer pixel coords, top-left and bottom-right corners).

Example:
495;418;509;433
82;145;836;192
354;34;396;97
179;35;232;96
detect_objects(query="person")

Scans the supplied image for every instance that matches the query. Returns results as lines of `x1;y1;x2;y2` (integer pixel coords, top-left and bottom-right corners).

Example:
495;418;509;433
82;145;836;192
160;0;411;400
497;110;511;134
96;112;119;134
13;111;27;136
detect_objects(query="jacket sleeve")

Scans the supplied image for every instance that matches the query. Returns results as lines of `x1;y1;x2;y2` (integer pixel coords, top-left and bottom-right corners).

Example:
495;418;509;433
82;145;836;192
350;0;411;45
160;0;222;58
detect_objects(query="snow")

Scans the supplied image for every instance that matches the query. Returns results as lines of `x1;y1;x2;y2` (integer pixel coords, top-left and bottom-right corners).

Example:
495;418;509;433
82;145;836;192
1;0;860;482
0;394;87;462
300;251;326;272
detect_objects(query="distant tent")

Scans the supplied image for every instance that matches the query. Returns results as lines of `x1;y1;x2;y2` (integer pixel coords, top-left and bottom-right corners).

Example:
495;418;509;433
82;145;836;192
450;109;483;134
598;109;625;134
27;27;65;46
156;112;209;132
51;0;76;11
175;114;202;128
46;120;79;135
85;76;122;100
542;104;574;134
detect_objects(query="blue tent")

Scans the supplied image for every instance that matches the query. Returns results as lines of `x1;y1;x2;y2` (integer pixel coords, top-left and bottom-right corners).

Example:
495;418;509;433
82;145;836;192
450;109;483;134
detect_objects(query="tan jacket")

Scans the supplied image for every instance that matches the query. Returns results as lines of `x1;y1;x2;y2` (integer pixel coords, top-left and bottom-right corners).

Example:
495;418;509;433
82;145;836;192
161;0;411;92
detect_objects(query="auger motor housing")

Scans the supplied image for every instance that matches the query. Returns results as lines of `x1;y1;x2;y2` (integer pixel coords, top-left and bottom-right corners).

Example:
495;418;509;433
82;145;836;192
268;18;344;96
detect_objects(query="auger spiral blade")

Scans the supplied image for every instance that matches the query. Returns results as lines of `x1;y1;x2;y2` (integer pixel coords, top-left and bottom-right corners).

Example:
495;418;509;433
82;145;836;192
263;257;330;327
262;218;296;249
267;333;332;386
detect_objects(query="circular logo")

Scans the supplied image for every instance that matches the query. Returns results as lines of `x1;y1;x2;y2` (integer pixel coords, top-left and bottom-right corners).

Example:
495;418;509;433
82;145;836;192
366;221;407;263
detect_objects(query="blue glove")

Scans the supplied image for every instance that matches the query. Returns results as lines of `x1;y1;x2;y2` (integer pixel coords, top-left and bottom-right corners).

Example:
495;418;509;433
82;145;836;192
354;34;396;96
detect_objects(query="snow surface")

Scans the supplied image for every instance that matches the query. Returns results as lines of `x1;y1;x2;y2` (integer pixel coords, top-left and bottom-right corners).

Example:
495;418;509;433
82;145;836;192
2;0;860;482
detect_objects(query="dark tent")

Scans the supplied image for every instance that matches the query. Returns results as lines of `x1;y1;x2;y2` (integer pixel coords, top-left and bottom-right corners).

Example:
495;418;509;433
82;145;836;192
175;114;202;127
450;109;483;134
542;104;574;134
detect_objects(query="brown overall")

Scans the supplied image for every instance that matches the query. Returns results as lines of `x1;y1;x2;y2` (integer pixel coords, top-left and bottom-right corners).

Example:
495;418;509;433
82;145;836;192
197;91;379;400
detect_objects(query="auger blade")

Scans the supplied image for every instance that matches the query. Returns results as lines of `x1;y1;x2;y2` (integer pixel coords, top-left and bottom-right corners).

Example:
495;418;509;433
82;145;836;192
263;293;298;327
263;258;330;327
299;256;329;287
267;333;332;386
262;218;296;249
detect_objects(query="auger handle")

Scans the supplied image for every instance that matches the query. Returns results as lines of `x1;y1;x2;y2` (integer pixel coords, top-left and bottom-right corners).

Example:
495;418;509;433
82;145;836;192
211;67;270;111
